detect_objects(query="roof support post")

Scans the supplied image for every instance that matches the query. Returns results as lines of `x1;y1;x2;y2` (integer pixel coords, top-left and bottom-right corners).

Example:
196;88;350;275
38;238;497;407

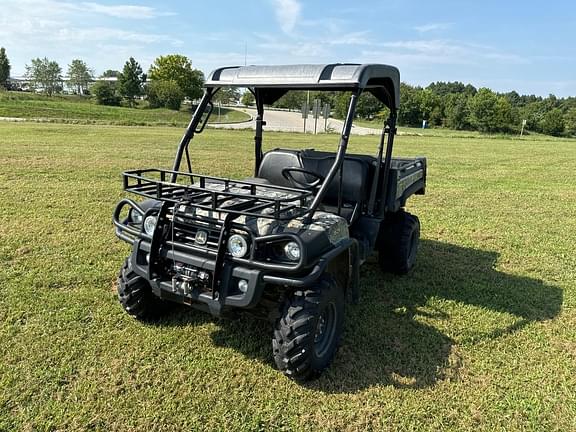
253;89;265;176
379;111;397;215
171;89;213;182
307;90;360;221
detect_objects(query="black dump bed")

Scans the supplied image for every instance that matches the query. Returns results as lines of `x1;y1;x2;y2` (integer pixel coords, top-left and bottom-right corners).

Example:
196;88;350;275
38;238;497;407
385;157;426;211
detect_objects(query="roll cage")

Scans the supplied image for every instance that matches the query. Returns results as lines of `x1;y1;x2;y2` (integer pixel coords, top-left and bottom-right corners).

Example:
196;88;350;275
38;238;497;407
166;63;400;222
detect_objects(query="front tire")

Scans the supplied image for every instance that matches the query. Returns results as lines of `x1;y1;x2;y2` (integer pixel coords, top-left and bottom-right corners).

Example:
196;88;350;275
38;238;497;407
273;275;344;381
378;210;420;274
117;258;169;321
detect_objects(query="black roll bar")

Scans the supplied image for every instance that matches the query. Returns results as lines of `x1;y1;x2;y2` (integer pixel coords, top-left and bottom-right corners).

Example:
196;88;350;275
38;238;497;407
254;89;265;176
379;111;397;215
171;89;214;182
305;91;360;221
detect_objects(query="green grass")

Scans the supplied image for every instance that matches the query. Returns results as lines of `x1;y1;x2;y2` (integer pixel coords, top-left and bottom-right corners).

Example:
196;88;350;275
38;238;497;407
0;91;250;126
352;118;557;141
1;123;575;431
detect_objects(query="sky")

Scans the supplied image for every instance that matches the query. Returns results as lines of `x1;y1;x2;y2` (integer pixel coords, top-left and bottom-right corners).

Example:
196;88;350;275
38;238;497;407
1;0;575;97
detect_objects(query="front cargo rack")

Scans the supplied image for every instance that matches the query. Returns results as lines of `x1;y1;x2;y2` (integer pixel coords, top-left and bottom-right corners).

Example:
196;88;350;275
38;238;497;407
123;168;314;220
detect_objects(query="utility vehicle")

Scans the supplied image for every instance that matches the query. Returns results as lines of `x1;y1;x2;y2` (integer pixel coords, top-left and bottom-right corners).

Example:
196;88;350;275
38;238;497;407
113;64;426;381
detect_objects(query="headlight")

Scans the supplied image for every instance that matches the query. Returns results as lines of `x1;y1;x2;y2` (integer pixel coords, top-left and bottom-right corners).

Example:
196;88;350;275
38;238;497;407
130;209;143;224
284;241;301;261
227;234;248;258
143;215;157;235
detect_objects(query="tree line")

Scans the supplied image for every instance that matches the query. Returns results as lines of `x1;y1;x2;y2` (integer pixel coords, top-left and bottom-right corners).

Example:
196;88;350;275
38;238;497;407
0;46;574;136
0;48;206;111
243;82;575;137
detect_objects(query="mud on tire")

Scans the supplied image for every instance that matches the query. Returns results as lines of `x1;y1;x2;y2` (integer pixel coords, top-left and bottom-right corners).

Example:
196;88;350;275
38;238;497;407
273;275;344;381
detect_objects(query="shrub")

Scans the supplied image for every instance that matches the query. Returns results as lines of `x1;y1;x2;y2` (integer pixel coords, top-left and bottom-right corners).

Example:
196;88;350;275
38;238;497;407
92;81;121;106
146;80;184;111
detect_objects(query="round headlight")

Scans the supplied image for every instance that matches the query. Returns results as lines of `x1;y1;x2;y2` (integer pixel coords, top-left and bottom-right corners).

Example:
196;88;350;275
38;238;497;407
227;234;248;258
143;215;157;235
130;209;143;224
284;241;301;261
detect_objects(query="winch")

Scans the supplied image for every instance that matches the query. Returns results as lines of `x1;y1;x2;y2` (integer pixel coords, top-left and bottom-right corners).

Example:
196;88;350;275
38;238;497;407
170;262;211;296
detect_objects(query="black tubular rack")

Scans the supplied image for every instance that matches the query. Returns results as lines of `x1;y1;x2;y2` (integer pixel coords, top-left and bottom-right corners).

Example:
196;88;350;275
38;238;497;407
123;168;314;220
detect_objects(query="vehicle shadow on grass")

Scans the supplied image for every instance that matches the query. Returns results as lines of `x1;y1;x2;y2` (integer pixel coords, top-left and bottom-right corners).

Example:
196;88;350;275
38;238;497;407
157;239;563;393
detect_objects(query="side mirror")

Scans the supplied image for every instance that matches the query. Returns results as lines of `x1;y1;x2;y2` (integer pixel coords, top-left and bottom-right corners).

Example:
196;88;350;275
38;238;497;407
195;102;214;133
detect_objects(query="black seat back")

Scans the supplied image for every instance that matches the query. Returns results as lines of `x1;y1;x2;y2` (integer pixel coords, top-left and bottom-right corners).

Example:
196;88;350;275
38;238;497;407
300;150;373;205
257;149;302;188
257;148;373;206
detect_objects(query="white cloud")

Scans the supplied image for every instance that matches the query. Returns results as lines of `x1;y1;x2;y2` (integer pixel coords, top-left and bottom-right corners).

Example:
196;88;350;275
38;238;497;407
300;17;349;34
1;0;171;20
414;22;452;33
272;0;301;34
54;27;182;45
327;31;371;46
0;0;180;75
370;39;528;66
80;2;173;19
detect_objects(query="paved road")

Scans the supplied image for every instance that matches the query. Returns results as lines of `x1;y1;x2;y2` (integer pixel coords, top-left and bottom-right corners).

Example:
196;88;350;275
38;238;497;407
211;107;381;135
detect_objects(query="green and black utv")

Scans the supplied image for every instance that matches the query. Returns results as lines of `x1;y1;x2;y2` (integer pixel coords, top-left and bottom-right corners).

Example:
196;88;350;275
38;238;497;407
113;63;426;380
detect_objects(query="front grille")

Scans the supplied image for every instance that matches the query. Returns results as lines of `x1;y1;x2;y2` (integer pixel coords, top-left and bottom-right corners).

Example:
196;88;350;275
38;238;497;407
170;213;222;252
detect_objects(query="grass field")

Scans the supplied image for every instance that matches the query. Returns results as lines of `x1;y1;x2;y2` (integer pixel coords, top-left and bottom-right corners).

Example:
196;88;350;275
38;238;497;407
0;91;251;126
1;122;575;431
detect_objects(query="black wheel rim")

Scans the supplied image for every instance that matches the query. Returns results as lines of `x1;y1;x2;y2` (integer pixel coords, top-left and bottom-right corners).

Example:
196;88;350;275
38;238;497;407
314;302;337;358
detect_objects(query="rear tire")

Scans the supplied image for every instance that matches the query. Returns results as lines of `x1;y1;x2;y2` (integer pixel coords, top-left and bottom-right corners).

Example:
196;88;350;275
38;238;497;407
378;210;420;275
117;258;169;321
273;275;344;381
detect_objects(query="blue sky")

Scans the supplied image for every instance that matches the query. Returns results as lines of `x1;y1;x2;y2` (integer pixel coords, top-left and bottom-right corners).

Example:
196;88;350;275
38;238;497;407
1;0;574;96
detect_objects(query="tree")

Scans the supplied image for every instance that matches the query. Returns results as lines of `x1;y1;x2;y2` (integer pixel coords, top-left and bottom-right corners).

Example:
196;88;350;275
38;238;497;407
468;88;513;133
565;108;576;136
444;93;471;130
213;87;241;105
417;89;443;125
520;101;546;132
539;108;565;136
241;91;255;106
334;92;352;119
356;92;385;119
495;96;516;131
397;83;423;127
100;69;120;78
146;80;184;110
118;57;144;106
0;47;10;88
67;59;93;95
148;54;204;101
92;81;121;106
25;57;62;96
274;91;306;111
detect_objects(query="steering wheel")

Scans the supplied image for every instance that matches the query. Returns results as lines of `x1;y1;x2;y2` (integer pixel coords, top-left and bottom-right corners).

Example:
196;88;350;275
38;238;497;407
281;167;325;190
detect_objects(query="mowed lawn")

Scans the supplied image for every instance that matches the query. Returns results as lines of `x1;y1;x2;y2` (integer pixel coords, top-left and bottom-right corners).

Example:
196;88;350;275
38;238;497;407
0;91;250;127
0;123;575;431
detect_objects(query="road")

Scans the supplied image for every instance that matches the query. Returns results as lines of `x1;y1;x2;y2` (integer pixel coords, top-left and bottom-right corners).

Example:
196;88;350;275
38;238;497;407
211;107;381;135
